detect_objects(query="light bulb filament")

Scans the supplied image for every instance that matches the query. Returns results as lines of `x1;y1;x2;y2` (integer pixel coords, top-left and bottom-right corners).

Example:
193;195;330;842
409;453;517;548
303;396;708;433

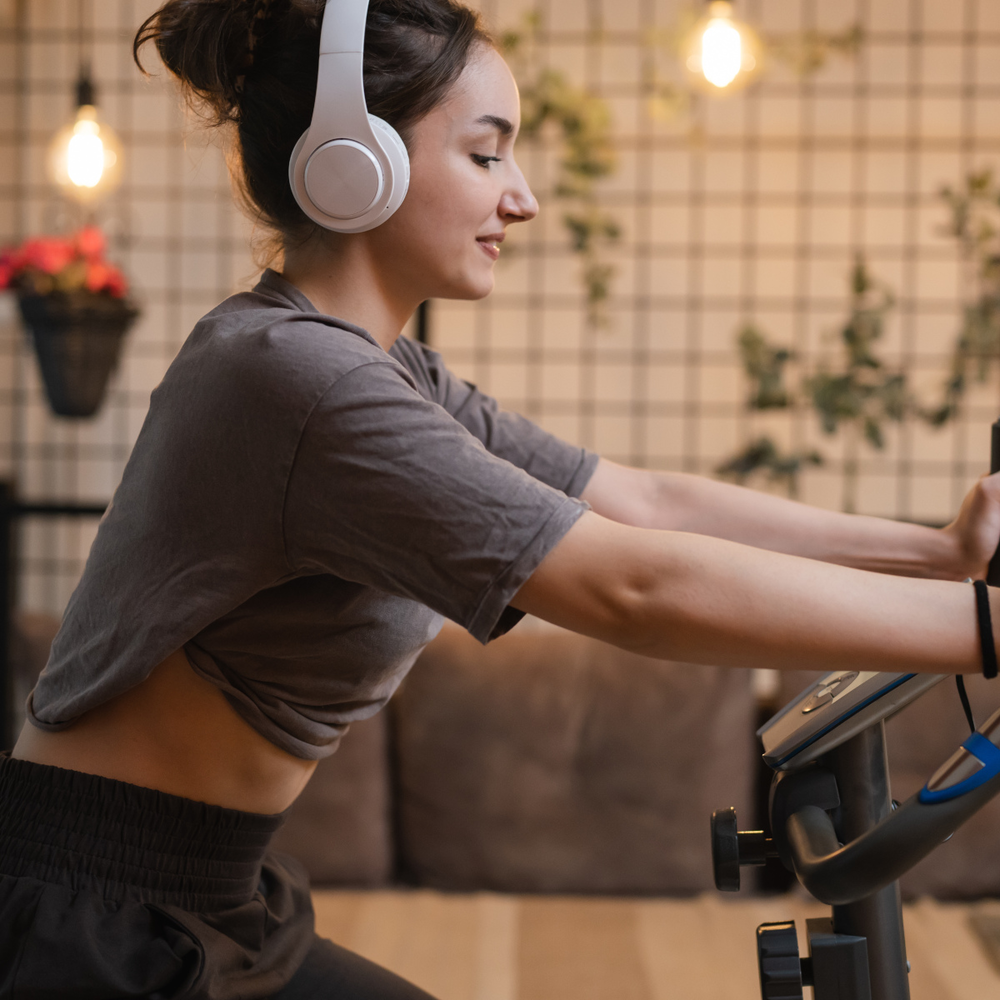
47;100;123;203
67;119;105;188
701;17;742;88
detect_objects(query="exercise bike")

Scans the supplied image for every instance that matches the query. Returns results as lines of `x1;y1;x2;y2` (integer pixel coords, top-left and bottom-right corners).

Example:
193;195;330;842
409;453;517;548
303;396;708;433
710;422;1000;1000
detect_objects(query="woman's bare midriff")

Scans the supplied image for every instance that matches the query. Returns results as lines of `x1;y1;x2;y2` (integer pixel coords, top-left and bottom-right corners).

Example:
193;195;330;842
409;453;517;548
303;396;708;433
11;648;317;814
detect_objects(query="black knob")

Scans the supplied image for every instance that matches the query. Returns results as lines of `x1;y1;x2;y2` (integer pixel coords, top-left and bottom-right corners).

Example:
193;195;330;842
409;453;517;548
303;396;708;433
712;807;778;891
757;922;804;1000
711;807;741;891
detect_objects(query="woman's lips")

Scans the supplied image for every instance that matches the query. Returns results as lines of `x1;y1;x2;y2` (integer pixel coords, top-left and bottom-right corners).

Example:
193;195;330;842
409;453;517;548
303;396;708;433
476;235;503;260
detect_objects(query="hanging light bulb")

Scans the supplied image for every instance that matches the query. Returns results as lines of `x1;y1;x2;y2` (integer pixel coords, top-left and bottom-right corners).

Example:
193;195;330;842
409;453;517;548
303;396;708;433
47;71;123;204
683;1;763;95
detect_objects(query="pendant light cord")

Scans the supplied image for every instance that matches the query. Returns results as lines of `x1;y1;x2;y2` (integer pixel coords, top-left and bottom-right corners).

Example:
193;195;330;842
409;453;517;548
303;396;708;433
75;0;94;108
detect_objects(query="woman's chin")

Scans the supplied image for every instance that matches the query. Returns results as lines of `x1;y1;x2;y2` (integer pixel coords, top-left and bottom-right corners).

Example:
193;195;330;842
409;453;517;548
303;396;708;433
435;272;496;301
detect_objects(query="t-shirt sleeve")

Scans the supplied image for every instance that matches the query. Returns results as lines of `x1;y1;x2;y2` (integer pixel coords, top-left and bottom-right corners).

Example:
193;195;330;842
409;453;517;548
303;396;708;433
282;361;590;643
394;339;599;497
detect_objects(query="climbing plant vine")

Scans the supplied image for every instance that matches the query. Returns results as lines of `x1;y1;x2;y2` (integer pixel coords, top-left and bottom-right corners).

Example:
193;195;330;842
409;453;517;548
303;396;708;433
501;15;621;327
720;168;1000;511
718;258;908;512
925;169;1000;426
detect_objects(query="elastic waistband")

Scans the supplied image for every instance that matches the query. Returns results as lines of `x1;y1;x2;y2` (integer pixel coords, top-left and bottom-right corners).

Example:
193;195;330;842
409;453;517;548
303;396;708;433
0;754;288;910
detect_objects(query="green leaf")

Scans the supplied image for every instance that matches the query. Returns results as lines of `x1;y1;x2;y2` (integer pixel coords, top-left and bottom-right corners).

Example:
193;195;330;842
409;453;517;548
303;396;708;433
737;325;793;410
511;54;620;328
863;416;884;449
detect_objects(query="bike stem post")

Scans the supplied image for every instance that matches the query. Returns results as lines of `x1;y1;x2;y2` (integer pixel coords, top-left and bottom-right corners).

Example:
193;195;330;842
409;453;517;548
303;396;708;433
828;721;910;1000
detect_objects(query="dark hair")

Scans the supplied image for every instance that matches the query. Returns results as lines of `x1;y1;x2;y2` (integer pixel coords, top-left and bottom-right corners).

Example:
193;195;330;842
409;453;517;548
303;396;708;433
134;0;493;263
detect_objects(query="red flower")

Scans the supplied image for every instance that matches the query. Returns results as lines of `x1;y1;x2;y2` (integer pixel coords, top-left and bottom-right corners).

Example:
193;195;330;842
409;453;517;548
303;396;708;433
84;260;110;293
0;227;130;298
85;260;128;297
1;246;25;272
21;236;75;275
75;225;106;261
104;267;128;298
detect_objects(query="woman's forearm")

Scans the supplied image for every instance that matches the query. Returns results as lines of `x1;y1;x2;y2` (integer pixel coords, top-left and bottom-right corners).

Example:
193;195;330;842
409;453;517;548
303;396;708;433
513;511;986;675
648;471;961;578
581;460;967;579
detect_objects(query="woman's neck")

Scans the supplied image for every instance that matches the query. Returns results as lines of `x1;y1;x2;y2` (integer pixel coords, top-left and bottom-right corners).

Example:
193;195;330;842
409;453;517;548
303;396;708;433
280;239;417;353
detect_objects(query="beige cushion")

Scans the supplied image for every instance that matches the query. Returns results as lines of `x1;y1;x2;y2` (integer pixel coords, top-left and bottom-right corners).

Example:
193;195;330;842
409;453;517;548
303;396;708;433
392;624;756;894
270;712;393;886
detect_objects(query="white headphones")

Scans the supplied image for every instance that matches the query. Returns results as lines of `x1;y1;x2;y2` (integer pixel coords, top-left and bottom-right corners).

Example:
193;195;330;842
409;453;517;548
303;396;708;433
288;0;410;233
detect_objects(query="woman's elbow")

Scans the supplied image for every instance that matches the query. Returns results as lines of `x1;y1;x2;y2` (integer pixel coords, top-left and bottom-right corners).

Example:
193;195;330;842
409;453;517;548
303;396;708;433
512;513;687;655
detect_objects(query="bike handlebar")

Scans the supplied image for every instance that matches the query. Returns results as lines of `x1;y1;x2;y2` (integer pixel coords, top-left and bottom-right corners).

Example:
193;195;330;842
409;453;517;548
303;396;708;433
782;409;1000;902
987;418;1000;586
783;705;1000;905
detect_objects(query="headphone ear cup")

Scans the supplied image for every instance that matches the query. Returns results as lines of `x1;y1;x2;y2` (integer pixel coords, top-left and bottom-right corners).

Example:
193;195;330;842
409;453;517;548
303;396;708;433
367;114;409;221
287;115;410;233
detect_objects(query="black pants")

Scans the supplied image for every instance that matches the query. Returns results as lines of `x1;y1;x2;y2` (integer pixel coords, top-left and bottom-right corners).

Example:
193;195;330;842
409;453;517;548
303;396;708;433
0;754;437;999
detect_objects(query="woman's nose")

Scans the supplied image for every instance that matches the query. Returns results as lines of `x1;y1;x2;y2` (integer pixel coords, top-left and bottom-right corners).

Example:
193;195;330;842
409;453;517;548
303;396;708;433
500;166;539;224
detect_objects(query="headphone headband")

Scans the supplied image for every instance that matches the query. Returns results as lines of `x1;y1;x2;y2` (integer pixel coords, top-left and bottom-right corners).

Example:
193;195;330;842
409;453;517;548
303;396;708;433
319;0;366;53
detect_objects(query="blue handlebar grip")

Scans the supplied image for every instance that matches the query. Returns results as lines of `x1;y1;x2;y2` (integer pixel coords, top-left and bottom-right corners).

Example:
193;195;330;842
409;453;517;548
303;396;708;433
988;419;1000;587
919;732;1000;804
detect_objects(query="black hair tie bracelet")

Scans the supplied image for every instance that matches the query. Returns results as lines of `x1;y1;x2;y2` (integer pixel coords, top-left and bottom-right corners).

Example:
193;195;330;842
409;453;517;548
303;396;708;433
974;579;998;680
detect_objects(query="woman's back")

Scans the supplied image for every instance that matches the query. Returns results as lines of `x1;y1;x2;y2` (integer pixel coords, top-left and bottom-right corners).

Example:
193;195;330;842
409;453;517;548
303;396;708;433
14;648;317;813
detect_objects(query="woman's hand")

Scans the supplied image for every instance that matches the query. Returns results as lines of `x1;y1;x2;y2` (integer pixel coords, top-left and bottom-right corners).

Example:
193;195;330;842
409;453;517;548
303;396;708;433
941;472;1000;581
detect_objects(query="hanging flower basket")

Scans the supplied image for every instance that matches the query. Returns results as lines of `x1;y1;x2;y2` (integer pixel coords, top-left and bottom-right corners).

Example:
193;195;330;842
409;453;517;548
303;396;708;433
16;291;139;418
0;225;140;418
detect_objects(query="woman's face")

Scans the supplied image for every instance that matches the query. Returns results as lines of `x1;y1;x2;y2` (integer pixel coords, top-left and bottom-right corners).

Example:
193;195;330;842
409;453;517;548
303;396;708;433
369;44;539;303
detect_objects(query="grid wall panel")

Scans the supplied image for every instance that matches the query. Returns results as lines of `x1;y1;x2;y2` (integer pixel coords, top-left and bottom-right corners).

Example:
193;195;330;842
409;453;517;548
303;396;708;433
0;0;997;620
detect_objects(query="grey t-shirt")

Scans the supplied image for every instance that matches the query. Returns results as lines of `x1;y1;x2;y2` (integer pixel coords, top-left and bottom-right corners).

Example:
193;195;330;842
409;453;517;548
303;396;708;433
27;269;598;759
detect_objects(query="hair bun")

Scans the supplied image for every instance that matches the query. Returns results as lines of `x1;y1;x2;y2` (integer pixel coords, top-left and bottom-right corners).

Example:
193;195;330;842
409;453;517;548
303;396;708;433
134;0;262;120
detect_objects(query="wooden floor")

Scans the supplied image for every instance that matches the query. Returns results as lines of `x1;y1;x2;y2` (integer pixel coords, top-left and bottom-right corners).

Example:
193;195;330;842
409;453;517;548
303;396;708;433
312;890;1000;1000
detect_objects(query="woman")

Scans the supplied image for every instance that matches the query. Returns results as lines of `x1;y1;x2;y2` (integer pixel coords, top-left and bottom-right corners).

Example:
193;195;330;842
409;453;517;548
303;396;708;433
2;0;999;997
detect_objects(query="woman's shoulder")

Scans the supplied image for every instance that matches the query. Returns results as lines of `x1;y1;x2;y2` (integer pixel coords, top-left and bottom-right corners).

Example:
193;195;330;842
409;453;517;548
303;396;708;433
163;280;408;415
200;293;388;380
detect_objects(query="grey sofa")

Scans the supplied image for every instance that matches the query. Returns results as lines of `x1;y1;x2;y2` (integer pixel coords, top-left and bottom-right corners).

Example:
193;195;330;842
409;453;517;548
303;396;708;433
276;626;1000;899
270;623;757;895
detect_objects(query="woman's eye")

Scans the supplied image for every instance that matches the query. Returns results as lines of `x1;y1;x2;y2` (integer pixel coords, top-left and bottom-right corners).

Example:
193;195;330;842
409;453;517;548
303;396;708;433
471;154;501;168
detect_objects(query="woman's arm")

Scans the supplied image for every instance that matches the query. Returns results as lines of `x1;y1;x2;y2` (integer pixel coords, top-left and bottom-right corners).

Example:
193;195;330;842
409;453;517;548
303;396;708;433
580;459;1000;581
511;510;993;675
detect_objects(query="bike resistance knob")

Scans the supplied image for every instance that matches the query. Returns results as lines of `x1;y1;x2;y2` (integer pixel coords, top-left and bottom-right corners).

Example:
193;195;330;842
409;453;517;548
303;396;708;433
757;922;805;1000
711;807;778;891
